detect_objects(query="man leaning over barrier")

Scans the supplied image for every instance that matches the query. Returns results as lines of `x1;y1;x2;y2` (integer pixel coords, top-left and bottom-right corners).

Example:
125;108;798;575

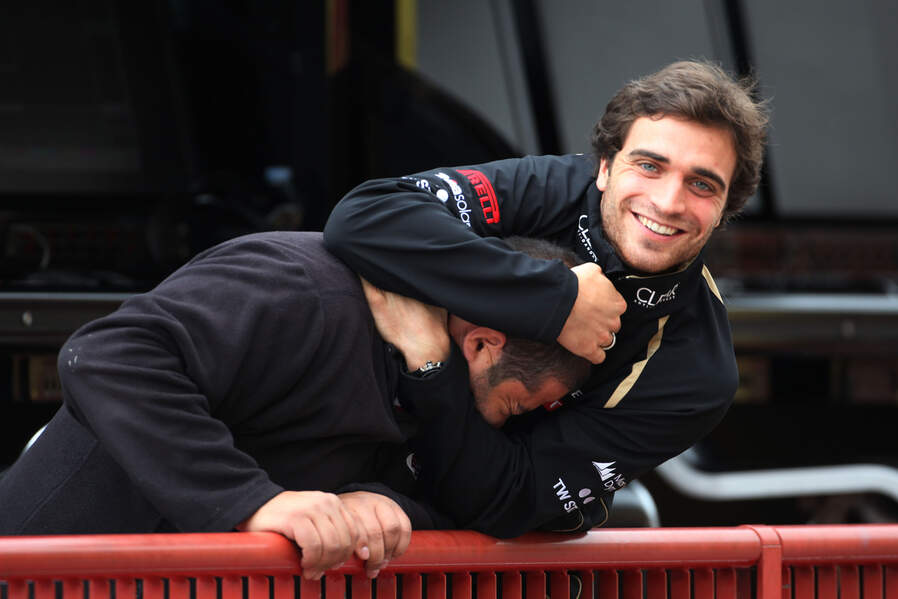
0;233;589;579
324;60;769;537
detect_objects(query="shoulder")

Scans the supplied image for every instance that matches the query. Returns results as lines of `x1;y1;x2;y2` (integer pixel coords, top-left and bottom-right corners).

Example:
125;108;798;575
460;153;596;181
660;268;739;404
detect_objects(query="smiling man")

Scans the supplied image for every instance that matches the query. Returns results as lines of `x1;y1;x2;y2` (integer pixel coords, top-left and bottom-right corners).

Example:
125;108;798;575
324;60;769;536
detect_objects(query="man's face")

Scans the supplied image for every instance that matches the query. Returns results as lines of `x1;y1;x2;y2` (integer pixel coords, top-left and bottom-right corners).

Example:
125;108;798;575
448;317;573;428
471;370;570;428
597;115;737;274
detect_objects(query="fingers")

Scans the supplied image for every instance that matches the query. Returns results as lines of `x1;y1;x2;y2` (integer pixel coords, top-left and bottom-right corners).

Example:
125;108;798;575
386;501;412;558
361;502;411;578
299;495;358;580
241;491;360;581
559;262;627;363
338;491;413;578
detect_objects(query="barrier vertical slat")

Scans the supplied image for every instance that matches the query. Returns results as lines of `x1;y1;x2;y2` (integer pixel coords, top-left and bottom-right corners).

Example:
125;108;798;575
646;570;666;599
34;578;54;599
597;570;619;599
551;571;570;599
861;567;883;599
272;574;298;599
91;578;111;599
669;570;690;599
452;573;472;599
694;569;714;599
478;572;497;599
223;576;244;599
169;577;190;599
117;578;137;599
405;573;424;599
352;576;372;599
717;568;737;599
818;567;837;599
427;572;447;599
325;573;344;599
577;571;594;599
301;577;321;599
526;572;545;599
62;579;83;599
7;580;27;599
195;576;217;599
885;567;898;599
622;570;642;599
273;575;295;599
736;569;753;599
748;525;783;599
378;573;398;599
250;575;271;599
781;567;792;599
793;567;814;599
142;578;164;599
501;572;522;599
842;566;861;599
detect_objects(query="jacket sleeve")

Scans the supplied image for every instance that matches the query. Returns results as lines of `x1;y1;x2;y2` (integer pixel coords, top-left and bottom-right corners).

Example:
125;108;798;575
335;482;456;530
399;338;734;538
324;155;592;343
56;238;336;532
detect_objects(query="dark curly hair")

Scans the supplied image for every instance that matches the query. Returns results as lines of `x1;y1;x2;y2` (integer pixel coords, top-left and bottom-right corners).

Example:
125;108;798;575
591;60;769;222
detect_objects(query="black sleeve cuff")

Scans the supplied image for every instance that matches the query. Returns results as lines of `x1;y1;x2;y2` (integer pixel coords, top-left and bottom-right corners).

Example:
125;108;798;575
335;482;456;530
396;343;470;417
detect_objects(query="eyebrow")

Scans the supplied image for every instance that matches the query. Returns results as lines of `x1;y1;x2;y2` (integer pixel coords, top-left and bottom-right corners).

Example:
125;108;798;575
628;149;727;192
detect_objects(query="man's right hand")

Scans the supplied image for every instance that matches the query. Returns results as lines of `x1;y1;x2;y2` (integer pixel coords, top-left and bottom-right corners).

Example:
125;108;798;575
238;491;364;580
557;262;627;364
338;491;412;578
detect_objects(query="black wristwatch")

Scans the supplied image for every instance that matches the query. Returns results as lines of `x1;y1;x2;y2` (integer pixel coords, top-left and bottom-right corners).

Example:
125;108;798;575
407;360;444;379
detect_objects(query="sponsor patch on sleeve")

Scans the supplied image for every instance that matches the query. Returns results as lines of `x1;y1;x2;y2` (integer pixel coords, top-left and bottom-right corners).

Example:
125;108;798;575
458;169;500;224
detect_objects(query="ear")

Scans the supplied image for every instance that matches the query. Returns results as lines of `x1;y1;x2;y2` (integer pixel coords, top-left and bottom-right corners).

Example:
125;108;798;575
596;158;610;191
460;327;507;371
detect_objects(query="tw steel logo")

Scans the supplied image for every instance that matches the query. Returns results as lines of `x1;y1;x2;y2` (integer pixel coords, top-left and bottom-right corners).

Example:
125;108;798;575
458;169;501;224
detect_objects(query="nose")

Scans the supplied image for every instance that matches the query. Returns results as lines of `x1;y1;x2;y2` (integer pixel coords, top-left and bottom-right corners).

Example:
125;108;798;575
651;176;687;216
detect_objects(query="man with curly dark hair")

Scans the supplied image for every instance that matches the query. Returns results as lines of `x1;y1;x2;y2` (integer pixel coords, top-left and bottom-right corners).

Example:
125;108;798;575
325;59;769;537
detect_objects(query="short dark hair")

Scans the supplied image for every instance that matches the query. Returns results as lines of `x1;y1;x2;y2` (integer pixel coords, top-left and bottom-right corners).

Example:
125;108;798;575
488;237;591;392
591;60;769;222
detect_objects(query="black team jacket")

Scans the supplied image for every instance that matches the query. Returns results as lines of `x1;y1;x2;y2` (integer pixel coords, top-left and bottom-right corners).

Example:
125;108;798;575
324;153;738;537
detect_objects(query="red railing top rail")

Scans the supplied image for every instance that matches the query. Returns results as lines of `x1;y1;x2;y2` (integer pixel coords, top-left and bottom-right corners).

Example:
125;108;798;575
2;525;897;580
0;528;762;579
774;524;898;565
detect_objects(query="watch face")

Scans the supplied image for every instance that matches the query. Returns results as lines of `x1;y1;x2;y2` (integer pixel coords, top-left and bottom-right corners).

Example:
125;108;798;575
413;361;443;378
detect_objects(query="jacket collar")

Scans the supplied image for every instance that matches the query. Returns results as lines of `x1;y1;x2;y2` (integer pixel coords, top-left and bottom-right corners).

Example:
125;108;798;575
582;185;706;323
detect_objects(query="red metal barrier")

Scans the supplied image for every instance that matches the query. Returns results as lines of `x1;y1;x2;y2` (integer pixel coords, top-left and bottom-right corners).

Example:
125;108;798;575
1;526;897;599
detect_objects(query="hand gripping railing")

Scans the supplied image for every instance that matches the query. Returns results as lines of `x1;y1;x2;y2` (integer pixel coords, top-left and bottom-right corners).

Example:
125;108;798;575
1;525;896;599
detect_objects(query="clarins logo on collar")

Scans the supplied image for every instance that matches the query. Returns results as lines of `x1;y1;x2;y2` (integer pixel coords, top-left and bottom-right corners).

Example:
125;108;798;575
635;283;679;308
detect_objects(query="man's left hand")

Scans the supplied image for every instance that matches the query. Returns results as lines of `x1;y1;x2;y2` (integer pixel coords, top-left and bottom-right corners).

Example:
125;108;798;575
339;491;412;578
360;277;450;371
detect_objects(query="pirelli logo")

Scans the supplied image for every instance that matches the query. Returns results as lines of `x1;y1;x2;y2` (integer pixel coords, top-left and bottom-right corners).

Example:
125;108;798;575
458;169;500;224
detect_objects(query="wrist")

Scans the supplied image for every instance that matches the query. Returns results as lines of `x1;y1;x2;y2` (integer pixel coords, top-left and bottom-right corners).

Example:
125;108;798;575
400;337;450;372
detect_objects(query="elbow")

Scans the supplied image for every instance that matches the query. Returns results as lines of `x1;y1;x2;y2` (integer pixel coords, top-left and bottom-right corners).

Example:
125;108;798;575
323;189;366;256
322;201;347;251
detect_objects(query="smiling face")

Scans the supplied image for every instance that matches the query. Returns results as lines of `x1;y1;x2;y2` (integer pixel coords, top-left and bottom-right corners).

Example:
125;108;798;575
597;115;737;274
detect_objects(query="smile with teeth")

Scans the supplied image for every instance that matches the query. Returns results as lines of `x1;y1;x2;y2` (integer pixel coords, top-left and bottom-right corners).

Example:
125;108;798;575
637;214;679;236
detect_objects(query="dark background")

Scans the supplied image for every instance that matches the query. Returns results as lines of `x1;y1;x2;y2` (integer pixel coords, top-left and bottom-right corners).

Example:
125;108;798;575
1;0;896;526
